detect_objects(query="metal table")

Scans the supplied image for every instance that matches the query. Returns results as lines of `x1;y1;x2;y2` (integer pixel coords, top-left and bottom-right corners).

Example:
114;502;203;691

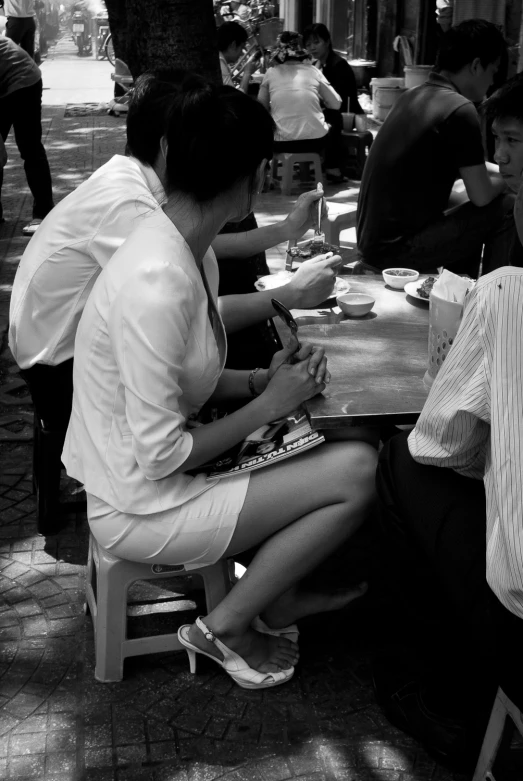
277;275;431;429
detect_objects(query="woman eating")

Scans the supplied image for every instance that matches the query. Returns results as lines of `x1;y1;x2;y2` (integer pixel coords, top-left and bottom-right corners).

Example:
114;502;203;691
63;78;376;690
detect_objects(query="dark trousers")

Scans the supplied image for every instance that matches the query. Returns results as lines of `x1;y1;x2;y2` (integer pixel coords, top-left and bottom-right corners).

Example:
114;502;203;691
6;16;37;59
376;431;523;710
218;212;281;370
0;80;54;221
324;108;343;170
273;136;326;156
20;359;74;431
365;193;520;277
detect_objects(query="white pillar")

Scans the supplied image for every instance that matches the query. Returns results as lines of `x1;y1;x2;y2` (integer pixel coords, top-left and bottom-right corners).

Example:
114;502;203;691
280;0;298;30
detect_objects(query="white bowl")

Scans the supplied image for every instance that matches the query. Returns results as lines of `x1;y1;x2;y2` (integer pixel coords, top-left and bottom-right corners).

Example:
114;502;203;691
337;292;375;317
382;268;419;289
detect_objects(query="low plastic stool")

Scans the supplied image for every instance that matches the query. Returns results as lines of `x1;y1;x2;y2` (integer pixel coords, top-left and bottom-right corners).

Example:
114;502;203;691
85;534;232;682
472;687;523;780
341;131;373;177
32;415;66;535
272;152;322;195
323;201;358;247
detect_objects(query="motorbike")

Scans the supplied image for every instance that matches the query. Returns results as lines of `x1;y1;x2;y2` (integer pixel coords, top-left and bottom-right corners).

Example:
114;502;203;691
72;10;92;56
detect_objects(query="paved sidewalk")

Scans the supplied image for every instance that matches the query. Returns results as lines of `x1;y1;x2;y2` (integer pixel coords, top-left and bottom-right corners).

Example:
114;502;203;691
0;34;515;781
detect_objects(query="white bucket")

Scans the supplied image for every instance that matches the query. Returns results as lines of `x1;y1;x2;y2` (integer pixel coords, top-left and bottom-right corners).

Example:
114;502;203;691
370;77;406;121
423;291;463;390
404;65;433;89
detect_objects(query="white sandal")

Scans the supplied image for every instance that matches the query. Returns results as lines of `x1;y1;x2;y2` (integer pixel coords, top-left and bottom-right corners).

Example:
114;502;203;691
177;616;294;690
251;616;300;644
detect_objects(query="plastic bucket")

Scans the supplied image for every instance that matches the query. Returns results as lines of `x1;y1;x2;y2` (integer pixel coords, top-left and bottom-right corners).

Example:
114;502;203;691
423;291;463;390
370;78;406;121
404;65;433;89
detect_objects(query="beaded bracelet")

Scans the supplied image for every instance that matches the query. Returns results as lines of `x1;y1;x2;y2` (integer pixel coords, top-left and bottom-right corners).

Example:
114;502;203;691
248;367;261;397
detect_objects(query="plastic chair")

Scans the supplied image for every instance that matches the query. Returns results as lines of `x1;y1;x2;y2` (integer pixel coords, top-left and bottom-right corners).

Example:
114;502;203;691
272;152;323;196
472;687;523;780
85;534;233;682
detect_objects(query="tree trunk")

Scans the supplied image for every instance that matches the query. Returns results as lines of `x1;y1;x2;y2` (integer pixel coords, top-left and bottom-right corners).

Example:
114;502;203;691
104;0;221;84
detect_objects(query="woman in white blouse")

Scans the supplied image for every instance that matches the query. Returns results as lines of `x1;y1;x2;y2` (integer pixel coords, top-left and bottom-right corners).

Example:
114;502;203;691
258;31;341;157
63;79;376;690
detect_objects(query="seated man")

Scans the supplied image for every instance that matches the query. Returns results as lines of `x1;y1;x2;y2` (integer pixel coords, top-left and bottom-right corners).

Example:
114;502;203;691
357;19;518;277
8;70;339;432
218;21;258;94
372;73;523;772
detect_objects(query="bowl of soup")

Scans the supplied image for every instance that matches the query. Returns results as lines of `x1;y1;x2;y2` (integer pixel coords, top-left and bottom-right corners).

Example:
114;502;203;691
382;268;419;289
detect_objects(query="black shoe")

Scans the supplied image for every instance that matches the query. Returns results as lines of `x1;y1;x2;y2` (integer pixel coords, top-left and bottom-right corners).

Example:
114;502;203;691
371;658;480;772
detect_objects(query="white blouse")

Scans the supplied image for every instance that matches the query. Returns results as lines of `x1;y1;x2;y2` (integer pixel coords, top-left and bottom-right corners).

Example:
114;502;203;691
259;61;341;142
62;207;226;516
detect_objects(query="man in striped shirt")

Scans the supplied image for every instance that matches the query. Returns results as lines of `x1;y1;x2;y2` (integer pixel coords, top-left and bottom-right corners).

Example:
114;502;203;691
373;75;523;771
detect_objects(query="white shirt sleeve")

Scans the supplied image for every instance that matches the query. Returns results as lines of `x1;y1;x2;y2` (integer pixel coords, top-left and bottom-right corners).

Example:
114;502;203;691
220;55;235;87
88;197;157;269
408;286;490;479
107;260;196;481
317;71;342;110
258;73;270;110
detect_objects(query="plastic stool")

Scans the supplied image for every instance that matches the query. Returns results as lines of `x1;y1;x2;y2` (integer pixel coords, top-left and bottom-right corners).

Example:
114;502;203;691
85;534;233;682
32;415;66;535
323;201;358;247
473;687;523;780
272;152;322;195
341;131;373;178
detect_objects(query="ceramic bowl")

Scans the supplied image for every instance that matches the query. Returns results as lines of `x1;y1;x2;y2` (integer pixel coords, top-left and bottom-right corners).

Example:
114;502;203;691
337;292;375;317
382;267;419;289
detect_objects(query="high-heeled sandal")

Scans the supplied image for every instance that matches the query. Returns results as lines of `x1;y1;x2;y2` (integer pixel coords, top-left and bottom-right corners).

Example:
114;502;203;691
177;616;295;690
251;616;299;644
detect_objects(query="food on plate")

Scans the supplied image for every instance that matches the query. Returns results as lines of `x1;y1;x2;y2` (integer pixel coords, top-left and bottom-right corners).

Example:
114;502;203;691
287;241;340;260
417;276;436;299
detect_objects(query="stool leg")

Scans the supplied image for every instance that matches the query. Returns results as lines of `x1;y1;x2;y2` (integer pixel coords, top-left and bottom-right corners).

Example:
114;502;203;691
472;690;507;781
198;560;231;613
281;157;293;196
93;554;129;682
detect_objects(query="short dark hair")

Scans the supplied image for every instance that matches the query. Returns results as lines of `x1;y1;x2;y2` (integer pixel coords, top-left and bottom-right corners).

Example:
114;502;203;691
302;23;331;47
164;80;275;203
436;19;506;73
485;73;523;125
126;70;206;166
217;21;248;52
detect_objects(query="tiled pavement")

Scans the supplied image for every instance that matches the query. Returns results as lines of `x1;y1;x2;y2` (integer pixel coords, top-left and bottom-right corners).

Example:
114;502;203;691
0;35;521;781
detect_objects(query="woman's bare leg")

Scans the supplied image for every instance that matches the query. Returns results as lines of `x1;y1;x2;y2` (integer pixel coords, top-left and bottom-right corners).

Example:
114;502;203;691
186;440;377;673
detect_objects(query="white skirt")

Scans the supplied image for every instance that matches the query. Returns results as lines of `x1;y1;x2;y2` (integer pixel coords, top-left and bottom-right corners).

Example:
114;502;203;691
87;472;250;570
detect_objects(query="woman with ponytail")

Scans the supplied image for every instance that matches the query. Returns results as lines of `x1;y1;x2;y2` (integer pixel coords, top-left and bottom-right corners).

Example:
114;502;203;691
63;81;377;690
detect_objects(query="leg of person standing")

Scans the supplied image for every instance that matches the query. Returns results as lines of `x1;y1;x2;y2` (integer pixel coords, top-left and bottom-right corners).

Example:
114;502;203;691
5;17;37;60
9;80;54;227
0;99;15;223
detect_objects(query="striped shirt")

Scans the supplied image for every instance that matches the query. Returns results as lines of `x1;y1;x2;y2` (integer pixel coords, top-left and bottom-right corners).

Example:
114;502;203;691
409;267;523;620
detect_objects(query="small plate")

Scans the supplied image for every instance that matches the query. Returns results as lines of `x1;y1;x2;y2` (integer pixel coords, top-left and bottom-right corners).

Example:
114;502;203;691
404;280;430;302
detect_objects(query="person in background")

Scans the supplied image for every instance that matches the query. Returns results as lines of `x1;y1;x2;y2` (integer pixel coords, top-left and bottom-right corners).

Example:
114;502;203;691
258;31;341;161
0;35;54;233
218;21;258;94
303;22;365;183
62;79;377;691
9;70;338;435
1;0;39;60
371;71;523;772
357;19;518;276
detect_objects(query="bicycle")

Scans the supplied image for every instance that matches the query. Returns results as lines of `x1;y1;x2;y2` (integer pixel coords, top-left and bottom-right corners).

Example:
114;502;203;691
230;16;282;84
103;31;115;66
